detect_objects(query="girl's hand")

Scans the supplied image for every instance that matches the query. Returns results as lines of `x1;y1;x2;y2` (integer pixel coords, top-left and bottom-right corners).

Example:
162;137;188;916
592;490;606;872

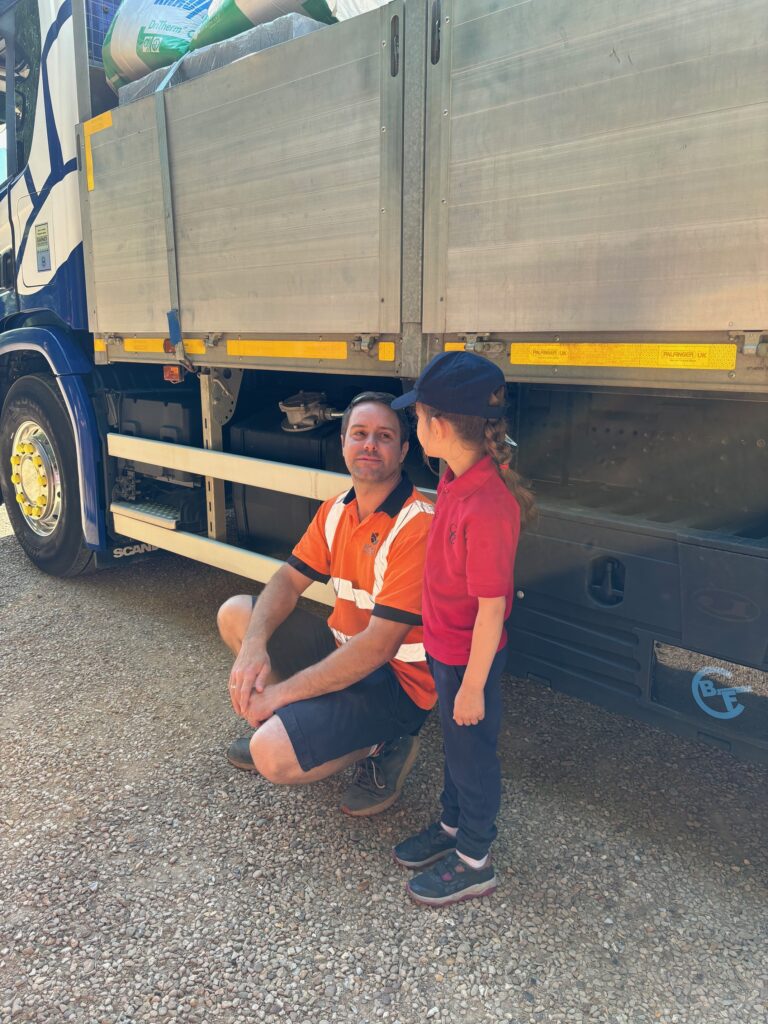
453;684;485;726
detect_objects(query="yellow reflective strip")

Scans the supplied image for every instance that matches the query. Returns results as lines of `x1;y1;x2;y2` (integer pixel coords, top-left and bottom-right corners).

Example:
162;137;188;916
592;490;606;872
121;337;206;355
124;338;165;353
444;342;465;352
83;111;113;192
94;338;106;352
227;340;348;360
378;342;395;362
510;343;737;371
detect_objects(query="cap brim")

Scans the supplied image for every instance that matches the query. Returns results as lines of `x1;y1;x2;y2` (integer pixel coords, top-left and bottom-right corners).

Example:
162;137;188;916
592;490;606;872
390;389;418;410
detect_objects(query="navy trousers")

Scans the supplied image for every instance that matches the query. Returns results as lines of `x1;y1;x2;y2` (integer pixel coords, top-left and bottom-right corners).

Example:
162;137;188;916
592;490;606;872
429;646;506;860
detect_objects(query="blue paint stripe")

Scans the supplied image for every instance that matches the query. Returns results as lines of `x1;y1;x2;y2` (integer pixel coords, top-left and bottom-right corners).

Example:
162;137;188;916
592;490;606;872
15;0;74;270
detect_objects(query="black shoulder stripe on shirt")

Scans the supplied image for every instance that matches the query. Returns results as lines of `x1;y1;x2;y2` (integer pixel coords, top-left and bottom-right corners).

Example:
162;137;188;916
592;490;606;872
286;554;330;584
372;604;422;626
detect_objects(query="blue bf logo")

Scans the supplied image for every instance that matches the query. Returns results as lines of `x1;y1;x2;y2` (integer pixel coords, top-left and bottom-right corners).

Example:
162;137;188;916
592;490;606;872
692;667;751;720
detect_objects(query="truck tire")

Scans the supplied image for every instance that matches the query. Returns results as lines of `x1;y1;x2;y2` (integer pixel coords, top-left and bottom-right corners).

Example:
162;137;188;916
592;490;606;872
0;373;94;577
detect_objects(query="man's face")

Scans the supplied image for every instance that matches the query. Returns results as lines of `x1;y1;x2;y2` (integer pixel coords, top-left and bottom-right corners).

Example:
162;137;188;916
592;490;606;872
341;402;408;484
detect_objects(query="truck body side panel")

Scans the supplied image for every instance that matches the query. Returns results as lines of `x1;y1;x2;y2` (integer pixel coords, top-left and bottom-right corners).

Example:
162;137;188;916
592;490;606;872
423;0;768;335
82;3;404;339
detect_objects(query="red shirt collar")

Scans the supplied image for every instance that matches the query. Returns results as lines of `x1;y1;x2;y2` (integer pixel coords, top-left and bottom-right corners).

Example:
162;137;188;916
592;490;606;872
439;455;497;499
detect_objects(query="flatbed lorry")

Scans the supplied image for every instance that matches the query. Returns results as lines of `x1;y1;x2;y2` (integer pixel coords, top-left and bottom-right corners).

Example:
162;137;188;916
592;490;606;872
0;0;766;762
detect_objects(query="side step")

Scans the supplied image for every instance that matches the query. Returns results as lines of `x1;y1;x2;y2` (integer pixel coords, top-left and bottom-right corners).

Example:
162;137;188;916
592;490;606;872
109;501;334;607
111;501;180;530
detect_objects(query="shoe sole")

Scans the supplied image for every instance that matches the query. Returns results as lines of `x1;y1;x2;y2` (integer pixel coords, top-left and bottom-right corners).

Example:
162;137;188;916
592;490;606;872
340;738;421;818
405;877;498;907
392;847;457;870
225;754;258;772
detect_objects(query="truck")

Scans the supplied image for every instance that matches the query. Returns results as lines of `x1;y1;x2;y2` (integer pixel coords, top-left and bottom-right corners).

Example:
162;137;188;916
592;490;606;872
0;0;766;762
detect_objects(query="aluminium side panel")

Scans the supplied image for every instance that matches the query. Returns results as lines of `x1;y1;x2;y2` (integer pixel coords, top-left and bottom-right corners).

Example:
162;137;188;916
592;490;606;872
166;2;403;336
81;97;172;335
423;0;768;335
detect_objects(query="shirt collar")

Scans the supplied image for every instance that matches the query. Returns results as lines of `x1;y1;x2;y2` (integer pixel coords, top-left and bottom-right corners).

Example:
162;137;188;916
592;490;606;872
342;472;413;518
440;456;497;499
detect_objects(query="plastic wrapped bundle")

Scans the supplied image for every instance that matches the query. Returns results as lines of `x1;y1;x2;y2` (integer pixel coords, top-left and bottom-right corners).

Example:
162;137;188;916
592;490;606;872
102;0;210;92
118;12;324;103
190;0;388;50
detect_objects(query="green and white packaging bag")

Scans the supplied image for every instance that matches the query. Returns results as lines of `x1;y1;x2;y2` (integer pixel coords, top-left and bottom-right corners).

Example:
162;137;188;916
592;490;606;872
190;0;387;51
103;0;210;92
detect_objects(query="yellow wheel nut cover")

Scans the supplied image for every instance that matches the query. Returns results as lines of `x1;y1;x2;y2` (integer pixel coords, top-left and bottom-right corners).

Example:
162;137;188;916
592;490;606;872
16;493;24;503
24;443;34;454
11;473;21;485
38;475;47;488
36;496;47;508
33;455;43;468
11;454;21;466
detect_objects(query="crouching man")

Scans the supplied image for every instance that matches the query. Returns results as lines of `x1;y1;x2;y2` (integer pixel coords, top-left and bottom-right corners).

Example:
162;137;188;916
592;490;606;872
217;392;435;816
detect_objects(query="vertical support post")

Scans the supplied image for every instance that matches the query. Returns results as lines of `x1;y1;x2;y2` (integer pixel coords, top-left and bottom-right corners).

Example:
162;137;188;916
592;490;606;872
70;0;93;123
199;372;227;542
400;0;429;378
154;66;191;368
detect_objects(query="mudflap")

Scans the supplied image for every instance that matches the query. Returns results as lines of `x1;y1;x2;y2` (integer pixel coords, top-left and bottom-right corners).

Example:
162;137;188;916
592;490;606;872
94;540;160;568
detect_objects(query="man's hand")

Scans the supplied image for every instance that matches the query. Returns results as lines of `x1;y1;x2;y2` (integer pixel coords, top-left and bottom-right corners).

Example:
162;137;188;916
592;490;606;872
241;685;278;730
228;639;272;719
453;683;485;727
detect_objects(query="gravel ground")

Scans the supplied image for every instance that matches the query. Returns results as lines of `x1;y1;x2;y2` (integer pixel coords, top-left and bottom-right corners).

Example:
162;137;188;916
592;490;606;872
1;506;767;1024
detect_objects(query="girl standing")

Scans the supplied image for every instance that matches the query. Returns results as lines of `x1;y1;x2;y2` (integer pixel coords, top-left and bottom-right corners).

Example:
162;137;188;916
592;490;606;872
391;351;535;906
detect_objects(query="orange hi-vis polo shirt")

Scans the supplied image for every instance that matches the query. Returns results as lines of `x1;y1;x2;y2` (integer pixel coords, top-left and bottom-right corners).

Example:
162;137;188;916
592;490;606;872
287;473;436;711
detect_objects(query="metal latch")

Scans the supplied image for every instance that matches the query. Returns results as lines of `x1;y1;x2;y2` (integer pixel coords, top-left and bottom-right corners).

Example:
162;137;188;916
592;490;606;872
459;335;505;356
351;335;379;355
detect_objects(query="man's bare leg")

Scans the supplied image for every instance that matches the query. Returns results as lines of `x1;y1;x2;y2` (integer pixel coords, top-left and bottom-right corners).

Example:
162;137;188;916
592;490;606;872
219;595;368;782
217;593;256;656
218;594;280;686
250;717;369;785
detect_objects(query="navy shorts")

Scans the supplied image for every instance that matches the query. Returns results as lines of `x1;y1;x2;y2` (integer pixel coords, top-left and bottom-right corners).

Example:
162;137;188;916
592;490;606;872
255;602;430;772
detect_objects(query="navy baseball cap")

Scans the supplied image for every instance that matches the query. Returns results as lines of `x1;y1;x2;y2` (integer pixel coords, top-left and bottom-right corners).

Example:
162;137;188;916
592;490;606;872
391;351;506;419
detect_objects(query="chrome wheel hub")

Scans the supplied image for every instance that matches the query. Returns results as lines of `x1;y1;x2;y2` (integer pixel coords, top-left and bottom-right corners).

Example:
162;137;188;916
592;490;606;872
9;421;62;537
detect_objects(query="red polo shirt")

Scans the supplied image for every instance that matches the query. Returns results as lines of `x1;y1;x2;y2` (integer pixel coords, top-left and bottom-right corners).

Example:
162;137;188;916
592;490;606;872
423;456;520;665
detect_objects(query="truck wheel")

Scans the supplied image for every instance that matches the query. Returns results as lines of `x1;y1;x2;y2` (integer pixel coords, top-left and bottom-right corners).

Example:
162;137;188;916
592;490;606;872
0;373;94;577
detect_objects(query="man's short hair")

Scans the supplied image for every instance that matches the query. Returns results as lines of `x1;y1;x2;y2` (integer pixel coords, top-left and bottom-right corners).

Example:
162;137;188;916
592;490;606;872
340;391;410;446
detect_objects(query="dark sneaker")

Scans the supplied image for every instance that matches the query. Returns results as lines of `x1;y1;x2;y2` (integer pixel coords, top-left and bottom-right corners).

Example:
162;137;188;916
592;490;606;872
406;850;497;907
393;821;457;869
340;735;420;817
226;734;257;771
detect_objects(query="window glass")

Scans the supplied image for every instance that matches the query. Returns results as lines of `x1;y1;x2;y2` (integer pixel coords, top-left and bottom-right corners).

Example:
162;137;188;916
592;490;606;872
0;0;42;183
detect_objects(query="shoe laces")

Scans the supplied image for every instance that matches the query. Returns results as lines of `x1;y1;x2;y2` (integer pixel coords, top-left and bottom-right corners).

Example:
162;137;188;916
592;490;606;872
352;756;386;793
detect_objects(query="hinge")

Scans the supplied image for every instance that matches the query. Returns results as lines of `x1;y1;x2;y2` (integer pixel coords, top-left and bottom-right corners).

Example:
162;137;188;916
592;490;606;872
730;330;768;357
